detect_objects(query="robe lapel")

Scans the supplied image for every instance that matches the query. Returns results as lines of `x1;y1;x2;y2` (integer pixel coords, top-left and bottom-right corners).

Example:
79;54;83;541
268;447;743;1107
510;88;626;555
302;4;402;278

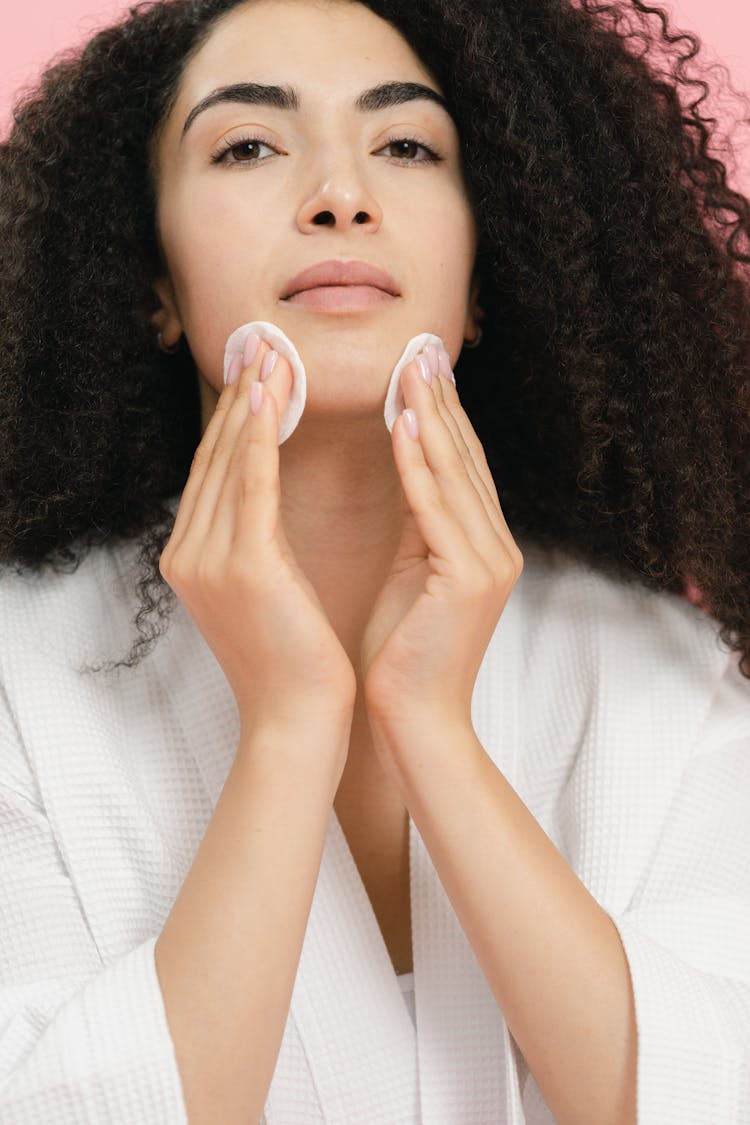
278;811;420;1123
411;818;525;1124
408;572;527;1125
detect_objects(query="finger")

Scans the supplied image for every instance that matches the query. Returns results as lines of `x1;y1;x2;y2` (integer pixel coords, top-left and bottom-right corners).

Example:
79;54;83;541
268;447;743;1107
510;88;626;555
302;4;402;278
431;349;505;513
401;359;506;570
428;360;522;569
255;344;294;425
424;353;506;538
432;353;520;553
178;338;276;552
166;372;244;557
207;343;293;551
231;376;285;557
392;400;484;577
430;359;522;570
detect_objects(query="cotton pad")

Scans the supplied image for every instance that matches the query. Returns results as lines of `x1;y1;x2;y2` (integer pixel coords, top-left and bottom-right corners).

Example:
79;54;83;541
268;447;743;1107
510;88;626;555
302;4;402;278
382;332;452;433
223;321;307;445
222;323;454;444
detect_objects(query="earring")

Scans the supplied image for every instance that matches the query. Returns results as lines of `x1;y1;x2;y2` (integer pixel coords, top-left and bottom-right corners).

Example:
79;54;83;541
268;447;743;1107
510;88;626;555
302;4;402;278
463;325;483;349
157;330;181;355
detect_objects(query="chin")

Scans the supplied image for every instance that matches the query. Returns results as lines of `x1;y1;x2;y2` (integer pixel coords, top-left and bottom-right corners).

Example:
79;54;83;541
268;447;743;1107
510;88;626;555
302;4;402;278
290;324;381;364
298;318;437;362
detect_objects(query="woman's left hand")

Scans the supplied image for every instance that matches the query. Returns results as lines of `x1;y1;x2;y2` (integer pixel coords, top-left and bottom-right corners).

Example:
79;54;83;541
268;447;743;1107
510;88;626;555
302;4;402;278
361;345;524;737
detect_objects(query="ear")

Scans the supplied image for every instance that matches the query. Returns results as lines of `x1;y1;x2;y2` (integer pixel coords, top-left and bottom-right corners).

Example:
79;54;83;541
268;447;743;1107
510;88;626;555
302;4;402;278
463;266;485;342
149;272;183;350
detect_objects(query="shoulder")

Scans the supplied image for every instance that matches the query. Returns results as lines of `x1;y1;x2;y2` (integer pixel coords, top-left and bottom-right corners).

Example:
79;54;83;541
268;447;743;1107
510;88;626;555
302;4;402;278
497;541;749;905
514;535;733;691
502;536;748;805
0;536;144;673
0;497;181;660
0;526;187;806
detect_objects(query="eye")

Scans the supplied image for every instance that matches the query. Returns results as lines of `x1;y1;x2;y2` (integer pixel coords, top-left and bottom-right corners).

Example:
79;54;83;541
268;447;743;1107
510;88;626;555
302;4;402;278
210;135;277;167
379;137;442;164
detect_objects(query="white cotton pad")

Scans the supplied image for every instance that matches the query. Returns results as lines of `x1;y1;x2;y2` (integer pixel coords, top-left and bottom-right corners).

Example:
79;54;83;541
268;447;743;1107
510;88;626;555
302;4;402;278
383;332;453;433
223;323;454;444
223;320;307;445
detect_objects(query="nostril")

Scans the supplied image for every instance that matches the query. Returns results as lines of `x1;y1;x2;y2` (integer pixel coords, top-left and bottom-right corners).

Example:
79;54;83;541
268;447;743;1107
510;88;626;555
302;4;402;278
355;212;368;224
312;211;335;225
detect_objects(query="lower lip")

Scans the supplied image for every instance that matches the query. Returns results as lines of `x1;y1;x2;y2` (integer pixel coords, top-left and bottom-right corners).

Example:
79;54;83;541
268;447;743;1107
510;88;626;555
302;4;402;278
284;285;397;310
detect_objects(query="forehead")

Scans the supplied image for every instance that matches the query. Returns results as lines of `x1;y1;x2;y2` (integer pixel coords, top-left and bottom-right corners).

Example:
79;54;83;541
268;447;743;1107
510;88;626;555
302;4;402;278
174;0;436;106
169;0;434;113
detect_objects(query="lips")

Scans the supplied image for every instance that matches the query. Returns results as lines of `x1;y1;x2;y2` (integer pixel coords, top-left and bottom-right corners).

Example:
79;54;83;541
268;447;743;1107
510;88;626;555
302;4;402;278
280;259;400;300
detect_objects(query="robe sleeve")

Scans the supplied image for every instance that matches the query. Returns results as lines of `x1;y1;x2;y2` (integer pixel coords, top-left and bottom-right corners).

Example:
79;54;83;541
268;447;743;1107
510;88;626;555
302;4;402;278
0;684;189;1125
607;660;750;1125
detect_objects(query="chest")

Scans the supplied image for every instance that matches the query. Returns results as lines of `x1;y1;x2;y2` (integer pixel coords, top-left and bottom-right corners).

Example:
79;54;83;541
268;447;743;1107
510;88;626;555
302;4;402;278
334;770;413;976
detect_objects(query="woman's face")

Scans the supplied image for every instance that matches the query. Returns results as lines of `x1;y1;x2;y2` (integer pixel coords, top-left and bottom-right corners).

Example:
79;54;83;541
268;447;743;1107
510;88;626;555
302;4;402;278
151;0;480;415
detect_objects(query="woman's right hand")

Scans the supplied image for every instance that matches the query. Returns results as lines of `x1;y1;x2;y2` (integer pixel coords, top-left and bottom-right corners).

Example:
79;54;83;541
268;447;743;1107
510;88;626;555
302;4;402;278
160;337;358;741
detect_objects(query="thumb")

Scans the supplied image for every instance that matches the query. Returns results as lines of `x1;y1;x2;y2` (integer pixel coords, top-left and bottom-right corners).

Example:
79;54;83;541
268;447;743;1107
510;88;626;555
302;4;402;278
393;502;428;571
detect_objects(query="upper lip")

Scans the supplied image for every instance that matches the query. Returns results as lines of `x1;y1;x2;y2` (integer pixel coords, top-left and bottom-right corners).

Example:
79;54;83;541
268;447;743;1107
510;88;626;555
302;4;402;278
280;259;400;299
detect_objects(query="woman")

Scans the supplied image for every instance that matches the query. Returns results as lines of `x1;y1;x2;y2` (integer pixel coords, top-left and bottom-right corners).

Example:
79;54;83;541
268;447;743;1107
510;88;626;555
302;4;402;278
0;0;748;1121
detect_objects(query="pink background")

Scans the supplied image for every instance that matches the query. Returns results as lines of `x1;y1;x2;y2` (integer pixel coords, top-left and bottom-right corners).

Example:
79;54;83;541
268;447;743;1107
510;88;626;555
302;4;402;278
2;1;750;190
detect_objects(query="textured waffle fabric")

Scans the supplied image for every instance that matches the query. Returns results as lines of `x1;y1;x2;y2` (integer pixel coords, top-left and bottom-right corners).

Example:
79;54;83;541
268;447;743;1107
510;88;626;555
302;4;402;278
1;511;749;1123
398;973;416;1028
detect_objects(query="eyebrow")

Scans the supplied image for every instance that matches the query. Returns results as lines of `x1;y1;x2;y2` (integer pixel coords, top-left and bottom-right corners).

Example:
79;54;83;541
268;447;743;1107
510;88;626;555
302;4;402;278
179;80;453;142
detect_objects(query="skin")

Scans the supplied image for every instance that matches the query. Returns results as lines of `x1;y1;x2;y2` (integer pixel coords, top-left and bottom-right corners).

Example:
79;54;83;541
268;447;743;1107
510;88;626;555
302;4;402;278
150;0;482;699
150;5;639;1117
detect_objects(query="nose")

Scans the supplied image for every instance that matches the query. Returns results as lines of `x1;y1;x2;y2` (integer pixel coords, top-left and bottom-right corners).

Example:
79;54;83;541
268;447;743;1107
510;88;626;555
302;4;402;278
295;149;383;232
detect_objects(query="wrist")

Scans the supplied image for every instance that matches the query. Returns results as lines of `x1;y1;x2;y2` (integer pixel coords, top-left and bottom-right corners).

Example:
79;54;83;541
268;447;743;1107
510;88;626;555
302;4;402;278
238;708;354;775
368;706;473;759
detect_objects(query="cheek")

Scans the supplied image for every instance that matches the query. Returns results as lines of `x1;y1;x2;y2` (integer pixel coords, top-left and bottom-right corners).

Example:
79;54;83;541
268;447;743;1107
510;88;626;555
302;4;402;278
413;187;475;282
419;205;476;345
169;185;247;294
158;184;267;384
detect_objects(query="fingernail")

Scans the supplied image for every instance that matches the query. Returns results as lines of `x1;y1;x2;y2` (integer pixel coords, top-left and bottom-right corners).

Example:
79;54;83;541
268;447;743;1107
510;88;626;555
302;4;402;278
243;332;260;367
226;352;243;385
437;348;453;380
403;408;419;440
260;350;278;381
425;344;440;377
250;381;264;415
416;354;432;385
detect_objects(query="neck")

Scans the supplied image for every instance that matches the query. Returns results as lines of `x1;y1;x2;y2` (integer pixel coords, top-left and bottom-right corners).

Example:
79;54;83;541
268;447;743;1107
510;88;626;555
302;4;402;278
278;414;404;672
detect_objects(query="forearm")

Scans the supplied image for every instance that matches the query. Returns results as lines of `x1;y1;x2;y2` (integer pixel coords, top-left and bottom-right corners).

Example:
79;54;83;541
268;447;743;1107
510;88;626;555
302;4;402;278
155;721;350;1125
377;719;637;1125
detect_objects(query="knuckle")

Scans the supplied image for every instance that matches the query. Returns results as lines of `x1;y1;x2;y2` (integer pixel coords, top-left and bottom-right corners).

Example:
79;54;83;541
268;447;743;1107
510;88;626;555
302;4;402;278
233;370;253;398
470;564;494;597
163;553;189;592
240;464;276;501
239;474;258;504
494;549;522;585
158;548;172;582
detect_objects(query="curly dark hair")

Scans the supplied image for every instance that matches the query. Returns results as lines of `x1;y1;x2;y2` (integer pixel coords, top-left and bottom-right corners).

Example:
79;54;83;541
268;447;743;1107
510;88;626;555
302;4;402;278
1;0;749;676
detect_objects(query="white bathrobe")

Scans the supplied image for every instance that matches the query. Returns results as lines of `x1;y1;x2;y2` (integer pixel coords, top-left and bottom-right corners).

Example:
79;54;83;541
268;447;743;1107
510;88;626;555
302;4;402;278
0;515;748;1124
